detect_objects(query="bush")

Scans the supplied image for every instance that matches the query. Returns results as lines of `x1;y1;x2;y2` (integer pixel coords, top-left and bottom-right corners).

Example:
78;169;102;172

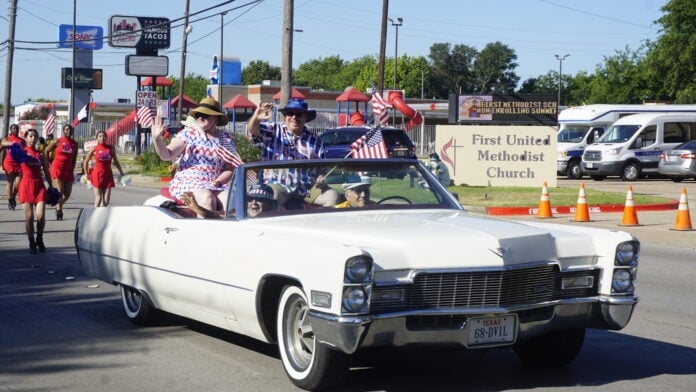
136;151;170;175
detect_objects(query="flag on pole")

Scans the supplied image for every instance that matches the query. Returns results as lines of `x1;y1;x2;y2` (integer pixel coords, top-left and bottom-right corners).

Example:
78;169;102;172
350;128;389;159
71;104;88;127
136;105;155;128
217;136;244;168
371;92;391;126
44;104;56;137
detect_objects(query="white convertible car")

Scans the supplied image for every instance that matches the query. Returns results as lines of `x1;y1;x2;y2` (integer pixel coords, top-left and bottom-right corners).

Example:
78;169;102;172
75;158;640;391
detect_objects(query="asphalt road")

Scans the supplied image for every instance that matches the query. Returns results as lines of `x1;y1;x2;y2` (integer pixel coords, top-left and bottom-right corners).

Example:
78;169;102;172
1;174;695;391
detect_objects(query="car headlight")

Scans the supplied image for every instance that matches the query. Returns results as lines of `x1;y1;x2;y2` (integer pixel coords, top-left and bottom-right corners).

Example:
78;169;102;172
345;256;372;283
342;286;368;313
616;241;639;266
612;269;634;293
557;151;567;159
606;147;622;156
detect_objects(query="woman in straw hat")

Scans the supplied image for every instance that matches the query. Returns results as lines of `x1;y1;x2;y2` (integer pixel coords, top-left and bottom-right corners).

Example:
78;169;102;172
151;97;238;213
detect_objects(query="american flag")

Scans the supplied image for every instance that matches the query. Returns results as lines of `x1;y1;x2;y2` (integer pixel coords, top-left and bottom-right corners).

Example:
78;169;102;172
350;128;388;159
217;136;244;168
371;92;391;126
136;105;155;128
44;105;55;137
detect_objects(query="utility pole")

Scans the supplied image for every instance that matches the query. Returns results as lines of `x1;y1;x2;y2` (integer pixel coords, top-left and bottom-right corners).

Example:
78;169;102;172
279;0;294;107
377;0;389;96
219;11;227;106
2;0;18;138
177;0;191;122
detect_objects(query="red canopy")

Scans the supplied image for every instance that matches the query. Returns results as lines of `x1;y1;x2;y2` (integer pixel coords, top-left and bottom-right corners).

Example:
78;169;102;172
273;88;305;100
171;94;197;109
140;76;173;87
223;94;257;109
336;87;369;102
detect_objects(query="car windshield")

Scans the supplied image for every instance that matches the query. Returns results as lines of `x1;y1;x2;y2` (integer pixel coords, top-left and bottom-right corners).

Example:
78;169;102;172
227;159;459;219
597;125;641;143
319;130;365;146
557;126;589;143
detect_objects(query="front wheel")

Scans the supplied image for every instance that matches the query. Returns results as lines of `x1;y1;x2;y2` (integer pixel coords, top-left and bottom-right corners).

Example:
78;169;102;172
277;286;349;391
120;285;159;326
621;162;641;181
513;328;585;367
566;161;583;179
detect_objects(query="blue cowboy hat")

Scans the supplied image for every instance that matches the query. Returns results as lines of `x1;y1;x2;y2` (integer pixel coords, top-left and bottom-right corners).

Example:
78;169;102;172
279;99;317;122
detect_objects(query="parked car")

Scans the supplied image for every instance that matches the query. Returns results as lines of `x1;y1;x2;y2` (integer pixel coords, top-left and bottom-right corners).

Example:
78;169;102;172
658;139;696;182
76;158;640;391
318;126;417;159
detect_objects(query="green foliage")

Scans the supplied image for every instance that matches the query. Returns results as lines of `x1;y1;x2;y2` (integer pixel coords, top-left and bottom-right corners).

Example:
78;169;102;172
242;60;281;85
169;73;210;103
233;133;261;163
294;56;346;90
135;151;170;175
473;41;519;94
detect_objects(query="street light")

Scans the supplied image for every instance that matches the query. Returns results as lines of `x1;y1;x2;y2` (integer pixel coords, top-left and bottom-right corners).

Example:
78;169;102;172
555;54;569;107
219;11;227;107
388;17;403;91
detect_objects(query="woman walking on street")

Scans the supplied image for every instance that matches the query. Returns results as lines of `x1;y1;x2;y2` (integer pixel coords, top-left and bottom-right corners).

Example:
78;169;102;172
1;124;26;210
15;129;53;253
83;130;124;207
45;124;78;220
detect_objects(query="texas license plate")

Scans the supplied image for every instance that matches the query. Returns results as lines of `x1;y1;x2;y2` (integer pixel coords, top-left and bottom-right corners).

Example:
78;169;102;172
465;315;517;347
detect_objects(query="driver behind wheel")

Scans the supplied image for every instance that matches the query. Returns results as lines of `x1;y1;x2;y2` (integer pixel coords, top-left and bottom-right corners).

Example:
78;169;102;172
334;176;375;208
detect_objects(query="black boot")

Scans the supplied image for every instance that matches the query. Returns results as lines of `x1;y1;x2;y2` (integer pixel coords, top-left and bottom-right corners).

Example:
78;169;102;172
36;235;46;253
8;198;16;210
56;210;63;221
29;239;38;254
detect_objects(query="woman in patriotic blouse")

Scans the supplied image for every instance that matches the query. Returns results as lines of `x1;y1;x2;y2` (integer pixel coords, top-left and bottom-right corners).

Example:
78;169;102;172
151;97;238;213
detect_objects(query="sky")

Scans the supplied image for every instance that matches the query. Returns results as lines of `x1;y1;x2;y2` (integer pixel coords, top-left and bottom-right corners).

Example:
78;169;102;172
0;0;669;105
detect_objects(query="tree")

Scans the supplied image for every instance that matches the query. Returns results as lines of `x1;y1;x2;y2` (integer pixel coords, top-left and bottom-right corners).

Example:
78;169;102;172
169;73;210;103
427;43;477;98
242;60;281;85
294;56;345;90
645;0;696;101
472;42;519;94
585;46;651;103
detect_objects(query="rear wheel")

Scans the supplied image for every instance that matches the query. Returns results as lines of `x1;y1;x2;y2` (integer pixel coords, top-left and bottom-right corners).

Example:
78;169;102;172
566;160;583;179
277;285;349;390
621;162;641;181
671;177;684;183
513;328;585;367
120;285;159;326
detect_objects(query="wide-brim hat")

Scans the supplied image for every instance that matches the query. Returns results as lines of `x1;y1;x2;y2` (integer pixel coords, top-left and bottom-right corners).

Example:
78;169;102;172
190;97;229;126
279;99;316;122
342;175;372;191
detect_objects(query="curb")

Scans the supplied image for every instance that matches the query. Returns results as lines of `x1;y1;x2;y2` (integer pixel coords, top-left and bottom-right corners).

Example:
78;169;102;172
484;200;679;216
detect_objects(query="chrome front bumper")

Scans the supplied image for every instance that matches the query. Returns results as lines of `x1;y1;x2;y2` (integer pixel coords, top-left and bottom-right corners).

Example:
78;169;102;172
308;295;638;355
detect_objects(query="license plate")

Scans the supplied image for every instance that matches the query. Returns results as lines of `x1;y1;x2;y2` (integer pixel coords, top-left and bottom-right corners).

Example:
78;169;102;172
586;162;594;168
668;155;677;162
466;315;517;347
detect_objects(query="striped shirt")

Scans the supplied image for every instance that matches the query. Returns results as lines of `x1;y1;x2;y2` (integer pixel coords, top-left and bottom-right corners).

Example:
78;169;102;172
257;122;323;161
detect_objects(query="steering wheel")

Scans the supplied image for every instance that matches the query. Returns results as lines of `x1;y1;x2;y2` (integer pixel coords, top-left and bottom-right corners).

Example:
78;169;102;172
376;196;413;205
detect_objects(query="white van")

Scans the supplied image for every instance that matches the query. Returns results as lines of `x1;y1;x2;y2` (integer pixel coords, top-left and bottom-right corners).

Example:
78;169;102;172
581;113;696;181
557;104;696;178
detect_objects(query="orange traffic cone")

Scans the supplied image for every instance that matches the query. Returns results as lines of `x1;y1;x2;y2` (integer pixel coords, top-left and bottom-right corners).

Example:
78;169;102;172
572;183;591;222
620;185;640;226
537;181;553;218
670;188;694;231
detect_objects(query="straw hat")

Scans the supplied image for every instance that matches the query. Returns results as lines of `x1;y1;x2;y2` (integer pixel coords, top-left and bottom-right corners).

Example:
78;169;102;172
190;97;229;126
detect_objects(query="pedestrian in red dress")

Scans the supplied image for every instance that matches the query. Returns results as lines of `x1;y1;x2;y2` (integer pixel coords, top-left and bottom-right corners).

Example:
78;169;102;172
15;129;53;253
82;130;124;207
0;124;25;210
44;124;78;220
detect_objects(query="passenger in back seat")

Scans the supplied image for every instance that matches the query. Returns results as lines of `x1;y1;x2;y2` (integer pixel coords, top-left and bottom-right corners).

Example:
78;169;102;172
180;184;277;219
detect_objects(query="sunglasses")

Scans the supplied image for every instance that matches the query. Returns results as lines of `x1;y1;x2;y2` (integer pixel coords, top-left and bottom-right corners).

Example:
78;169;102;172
248;197;270;203
195;113;210;120
284;110;305;118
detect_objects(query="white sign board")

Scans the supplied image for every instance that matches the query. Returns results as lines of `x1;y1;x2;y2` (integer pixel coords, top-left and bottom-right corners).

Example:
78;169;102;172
435;125;558;187
136;91;158;108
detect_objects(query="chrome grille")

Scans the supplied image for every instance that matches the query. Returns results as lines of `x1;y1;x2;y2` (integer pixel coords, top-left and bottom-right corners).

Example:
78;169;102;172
371;265;599;314
583;150;602;161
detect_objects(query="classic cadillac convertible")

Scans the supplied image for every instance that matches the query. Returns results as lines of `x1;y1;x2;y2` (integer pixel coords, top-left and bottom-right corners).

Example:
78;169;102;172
75;158;640;391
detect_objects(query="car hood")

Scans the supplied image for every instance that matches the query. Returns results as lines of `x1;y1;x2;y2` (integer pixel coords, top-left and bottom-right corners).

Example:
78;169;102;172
257;210;597;270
